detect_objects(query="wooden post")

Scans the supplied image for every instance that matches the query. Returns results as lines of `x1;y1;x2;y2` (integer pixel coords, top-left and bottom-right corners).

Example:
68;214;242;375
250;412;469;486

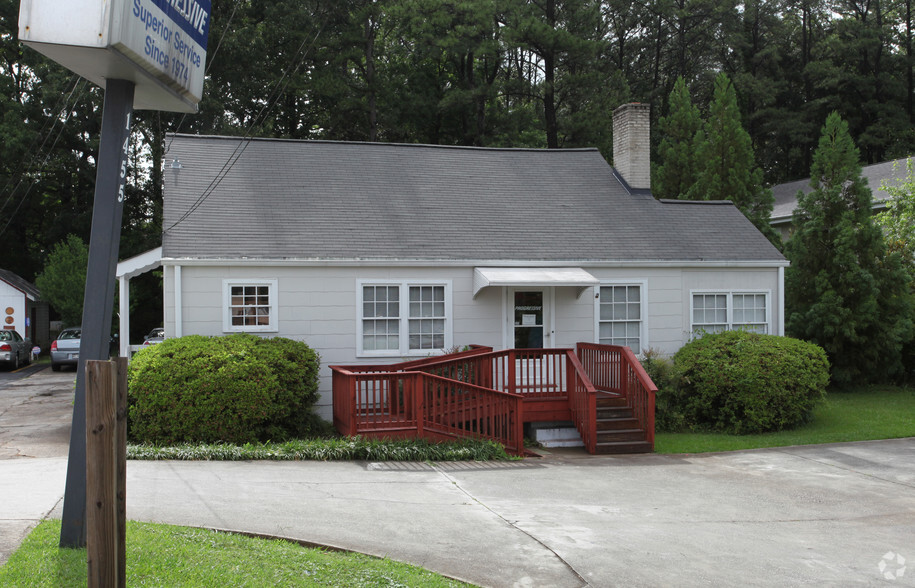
116;357;128;588
413;374;424;436
86;359;126;588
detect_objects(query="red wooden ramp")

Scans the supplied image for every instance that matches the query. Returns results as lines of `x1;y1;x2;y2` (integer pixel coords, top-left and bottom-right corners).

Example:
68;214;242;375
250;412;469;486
331;343;656;455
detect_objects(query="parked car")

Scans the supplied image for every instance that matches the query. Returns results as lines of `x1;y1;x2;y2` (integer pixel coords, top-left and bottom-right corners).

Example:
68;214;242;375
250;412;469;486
140;327;165;348
50;327;81;372
0;330;31;370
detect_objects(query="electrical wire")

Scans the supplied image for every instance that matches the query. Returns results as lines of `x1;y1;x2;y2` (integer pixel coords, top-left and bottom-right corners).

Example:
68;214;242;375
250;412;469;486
163;15;328;233
0;78;91;239
164;0;241;153
0;75;86;217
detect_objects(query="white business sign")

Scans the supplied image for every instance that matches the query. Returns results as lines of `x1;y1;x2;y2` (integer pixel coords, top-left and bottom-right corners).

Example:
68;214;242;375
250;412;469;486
112;0;209;103
19;0;210;112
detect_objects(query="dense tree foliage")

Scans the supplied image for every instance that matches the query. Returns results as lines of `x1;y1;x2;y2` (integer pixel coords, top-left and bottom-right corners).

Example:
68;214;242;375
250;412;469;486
687;73;777;241
785;112;914;386
34;234;88;328
875;158;915;279
652;77;703;200
5;0;915;335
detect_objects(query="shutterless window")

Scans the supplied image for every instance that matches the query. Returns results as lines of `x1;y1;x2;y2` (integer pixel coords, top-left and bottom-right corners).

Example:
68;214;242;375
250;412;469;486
599;285;641;351
732;293;767;334
692;293;728;334
362;285;400;351
230;285;271;327
408;285;445;350
692;292;768;335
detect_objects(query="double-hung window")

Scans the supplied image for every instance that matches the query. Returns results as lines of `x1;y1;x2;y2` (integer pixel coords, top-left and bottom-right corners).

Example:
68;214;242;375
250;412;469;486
596;283;644;352
223;279;278;332
358;280;451;356
691;291;769;336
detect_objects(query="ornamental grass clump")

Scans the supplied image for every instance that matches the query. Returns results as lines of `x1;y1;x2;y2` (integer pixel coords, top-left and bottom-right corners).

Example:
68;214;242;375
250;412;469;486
673;330;829;434
127;333;320;444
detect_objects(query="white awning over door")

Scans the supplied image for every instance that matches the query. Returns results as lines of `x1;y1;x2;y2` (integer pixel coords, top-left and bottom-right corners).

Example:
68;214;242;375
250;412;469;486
472;267;599;298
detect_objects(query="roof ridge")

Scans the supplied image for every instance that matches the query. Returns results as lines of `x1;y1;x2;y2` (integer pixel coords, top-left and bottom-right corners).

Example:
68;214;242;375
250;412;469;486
166;133;600;154
658;199;735;206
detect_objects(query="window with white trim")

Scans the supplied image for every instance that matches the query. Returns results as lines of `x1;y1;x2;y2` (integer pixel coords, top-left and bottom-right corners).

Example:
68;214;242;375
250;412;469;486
691;291;768;335
362;285;400;351
358;281;451;356
223;279;278;332
597;284;643;352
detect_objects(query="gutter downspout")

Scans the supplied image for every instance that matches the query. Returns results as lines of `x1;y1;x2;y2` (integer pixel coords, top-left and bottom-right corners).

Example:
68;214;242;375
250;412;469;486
778;266;785;336
174;265;183;338
119;276;129;358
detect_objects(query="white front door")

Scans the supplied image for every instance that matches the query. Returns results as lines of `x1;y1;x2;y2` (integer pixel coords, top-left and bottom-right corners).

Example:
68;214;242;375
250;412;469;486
509;288;552;349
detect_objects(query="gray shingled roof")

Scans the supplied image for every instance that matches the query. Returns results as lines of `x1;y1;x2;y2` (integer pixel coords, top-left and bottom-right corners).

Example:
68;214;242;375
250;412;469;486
0;269;40;300
162;134;784;263
771;157;912;223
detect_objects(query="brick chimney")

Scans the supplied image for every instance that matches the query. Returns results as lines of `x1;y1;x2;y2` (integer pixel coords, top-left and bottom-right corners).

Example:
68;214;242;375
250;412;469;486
612;103;651;191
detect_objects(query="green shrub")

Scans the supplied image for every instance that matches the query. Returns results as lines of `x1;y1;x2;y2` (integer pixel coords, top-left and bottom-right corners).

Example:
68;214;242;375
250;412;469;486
127;334;321;444
640;348;686;432
673;330;829;434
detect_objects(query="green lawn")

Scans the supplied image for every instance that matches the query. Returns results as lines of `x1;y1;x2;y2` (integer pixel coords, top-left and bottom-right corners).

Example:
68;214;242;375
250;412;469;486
655;385;915;453
0;519;472;587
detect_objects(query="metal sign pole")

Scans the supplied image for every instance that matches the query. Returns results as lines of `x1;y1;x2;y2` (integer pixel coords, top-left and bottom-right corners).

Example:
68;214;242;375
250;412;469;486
60;79;135;548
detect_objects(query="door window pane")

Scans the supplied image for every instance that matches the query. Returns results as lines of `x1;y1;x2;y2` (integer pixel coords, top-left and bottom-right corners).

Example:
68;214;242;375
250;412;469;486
514;291;544;348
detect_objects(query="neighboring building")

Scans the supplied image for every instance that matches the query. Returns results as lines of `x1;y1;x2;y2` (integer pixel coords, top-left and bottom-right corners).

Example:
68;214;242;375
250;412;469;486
0;269;49;350
120;104;787;420
770;157;912;241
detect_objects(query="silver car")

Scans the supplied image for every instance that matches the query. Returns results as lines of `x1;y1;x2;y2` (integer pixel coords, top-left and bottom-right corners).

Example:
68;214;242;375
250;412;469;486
140;327;165;349
0;330;31;370
51;327;81;371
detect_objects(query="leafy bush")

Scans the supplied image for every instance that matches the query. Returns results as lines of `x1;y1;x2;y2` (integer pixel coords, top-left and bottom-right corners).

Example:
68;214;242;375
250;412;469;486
128;334;321;444
640;348;686;432
673;331;829;434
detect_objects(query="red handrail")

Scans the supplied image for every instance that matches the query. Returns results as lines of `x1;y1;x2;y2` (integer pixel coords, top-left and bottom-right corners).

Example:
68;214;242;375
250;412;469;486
330;365;524;454
565;350;598;453
576;343;656;450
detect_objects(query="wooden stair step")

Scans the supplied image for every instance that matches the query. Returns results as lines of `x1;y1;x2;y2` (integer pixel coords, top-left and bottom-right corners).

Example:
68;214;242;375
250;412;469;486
596;417;641;431
596;407;633;420
595;395;629;408
594;440;653;454
596;428;647;443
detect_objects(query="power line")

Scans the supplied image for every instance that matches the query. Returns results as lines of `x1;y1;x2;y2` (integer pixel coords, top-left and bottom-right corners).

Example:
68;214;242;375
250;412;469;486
0;78;92;240
164;0;241;154
0;0;243;241
0;75;86;217
163;17;328;233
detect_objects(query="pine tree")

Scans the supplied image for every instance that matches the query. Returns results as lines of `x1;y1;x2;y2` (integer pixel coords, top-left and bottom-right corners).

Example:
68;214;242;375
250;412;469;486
688;73;778;244
652;77;705;200
785;112;914;386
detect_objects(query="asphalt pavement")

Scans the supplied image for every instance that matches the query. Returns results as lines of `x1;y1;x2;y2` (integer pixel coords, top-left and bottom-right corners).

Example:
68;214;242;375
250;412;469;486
2;368;914;587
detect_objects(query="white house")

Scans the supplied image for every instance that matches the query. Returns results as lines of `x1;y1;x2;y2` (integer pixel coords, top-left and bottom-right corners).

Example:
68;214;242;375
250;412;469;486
0;269;48;349
121;103;787;420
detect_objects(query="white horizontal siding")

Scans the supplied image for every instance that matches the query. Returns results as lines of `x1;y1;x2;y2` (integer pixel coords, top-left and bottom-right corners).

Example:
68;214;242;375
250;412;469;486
163;263;782;421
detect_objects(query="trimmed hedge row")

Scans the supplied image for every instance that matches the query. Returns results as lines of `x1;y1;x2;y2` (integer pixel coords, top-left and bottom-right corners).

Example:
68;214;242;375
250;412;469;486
644;331;830;434
127;334;321;444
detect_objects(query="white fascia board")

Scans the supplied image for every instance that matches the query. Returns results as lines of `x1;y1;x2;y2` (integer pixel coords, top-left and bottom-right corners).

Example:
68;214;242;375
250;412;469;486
159;257;790;269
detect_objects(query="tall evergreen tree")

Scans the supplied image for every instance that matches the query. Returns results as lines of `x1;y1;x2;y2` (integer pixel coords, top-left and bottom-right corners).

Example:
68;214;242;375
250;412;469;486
688;73;778;243
652;76;705;199
785;112;914;386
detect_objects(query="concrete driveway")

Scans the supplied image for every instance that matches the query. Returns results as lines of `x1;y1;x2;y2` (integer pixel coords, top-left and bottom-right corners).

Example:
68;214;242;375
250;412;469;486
2;368;914;586
126;440;915;587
